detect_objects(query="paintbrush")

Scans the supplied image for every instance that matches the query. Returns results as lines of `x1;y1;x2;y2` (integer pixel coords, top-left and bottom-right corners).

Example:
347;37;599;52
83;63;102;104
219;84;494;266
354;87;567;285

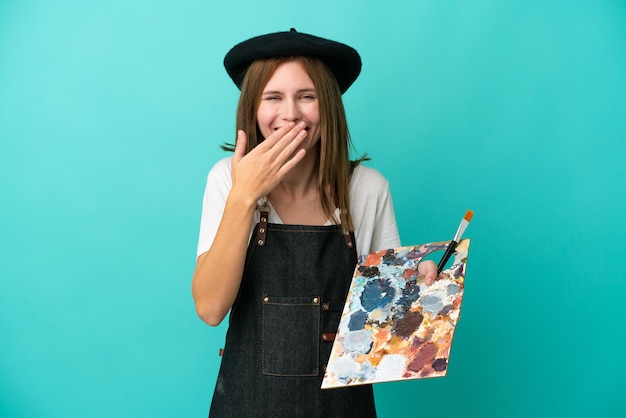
437;210;474;274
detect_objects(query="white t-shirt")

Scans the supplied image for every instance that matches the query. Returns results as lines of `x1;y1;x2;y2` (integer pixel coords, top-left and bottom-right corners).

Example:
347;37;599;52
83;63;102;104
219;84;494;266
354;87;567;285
196;157;401;258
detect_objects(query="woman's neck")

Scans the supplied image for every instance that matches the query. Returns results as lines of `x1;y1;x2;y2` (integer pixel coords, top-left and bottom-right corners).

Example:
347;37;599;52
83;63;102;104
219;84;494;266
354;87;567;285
268;146;328;225
273;144;318;197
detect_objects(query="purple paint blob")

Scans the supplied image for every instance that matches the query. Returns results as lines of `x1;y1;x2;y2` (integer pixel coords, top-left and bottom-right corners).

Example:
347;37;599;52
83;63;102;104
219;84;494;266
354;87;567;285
408;342;437;372
439;305;453;315
406;248;427;260
432;358;448;371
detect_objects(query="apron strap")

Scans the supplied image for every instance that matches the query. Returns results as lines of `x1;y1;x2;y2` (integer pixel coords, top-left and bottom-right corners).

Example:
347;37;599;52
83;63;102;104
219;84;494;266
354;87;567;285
255;196;354;249
256;197;269;247
344;232;353;249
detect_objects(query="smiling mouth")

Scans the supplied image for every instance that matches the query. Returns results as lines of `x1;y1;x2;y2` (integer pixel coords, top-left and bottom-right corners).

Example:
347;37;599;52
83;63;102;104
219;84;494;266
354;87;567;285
274;127;309;131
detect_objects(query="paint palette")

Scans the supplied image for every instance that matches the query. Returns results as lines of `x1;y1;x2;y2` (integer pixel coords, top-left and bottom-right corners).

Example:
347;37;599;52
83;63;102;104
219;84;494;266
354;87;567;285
321;239;470;388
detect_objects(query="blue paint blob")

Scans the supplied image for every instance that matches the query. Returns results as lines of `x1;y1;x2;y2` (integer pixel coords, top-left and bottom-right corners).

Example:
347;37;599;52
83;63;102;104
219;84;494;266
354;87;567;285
347;310;368;331
360;278;396;311
397;282;420;309
343;330;373;355
420;294;444;315
382;250;404;266
447;283;460;295
382;250;397;264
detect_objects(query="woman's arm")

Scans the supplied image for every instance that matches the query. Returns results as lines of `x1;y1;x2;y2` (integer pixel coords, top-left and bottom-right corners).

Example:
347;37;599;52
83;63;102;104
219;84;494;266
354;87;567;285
192;191;256;326
191;123;308;326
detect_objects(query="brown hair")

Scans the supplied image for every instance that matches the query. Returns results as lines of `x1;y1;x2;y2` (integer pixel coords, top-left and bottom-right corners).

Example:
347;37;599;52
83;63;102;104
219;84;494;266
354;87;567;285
223;56;367;232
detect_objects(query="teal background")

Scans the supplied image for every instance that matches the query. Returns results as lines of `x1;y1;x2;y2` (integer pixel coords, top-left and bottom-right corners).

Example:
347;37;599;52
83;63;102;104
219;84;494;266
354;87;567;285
1;0;625;417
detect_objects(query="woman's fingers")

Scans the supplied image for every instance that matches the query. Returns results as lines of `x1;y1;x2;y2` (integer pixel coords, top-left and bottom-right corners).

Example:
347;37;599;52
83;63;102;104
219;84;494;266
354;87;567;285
276;148;307;177
255;122;296;149
419;260;438;286
241;121;308;179
273;126;308;165
230;130;247;184
233;130;247;161
254;122;307;161
230;122;309;199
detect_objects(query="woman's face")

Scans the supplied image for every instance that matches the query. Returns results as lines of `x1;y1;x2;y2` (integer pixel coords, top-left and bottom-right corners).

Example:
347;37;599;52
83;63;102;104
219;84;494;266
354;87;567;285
256;60;321;151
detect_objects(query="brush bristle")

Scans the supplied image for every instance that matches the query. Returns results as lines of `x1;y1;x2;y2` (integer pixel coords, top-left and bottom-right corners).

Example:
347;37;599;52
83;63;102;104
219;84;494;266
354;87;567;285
464;210;474;222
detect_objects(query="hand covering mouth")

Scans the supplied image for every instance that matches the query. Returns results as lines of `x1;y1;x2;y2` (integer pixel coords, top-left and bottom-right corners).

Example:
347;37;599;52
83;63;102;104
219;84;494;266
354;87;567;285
273;126;309;131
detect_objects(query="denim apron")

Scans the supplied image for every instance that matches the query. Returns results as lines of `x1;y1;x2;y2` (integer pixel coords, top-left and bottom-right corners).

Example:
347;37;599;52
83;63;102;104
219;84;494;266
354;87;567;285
209;207;377;417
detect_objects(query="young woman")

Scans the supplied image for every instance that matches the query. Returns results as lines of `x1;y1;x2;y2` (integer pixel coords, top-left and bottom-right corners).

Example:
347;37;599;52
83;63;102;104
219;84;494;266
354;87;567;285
192;29;437;417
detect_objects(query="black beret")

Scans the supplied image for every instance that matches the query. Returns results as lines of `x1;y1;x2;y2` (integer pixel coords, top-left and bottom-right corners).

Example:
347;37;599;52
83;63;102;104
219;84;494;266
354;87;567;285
224;28;362;94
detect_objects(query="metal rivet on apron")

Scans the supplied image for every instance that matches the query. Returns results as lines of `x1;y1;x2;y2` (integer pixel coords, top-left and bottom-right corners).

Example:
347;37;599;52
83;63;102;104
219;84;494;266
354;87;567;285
347;242;353;248
263;296;269;303
257;209;268;247
313;297;318;304
322;302;329;311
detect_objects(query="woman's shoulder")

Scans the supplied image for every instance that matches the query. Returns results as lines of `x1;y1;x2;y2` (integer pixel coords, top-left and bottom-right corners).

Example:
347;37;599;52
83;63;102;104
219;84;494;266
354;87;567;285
207;156;233;176
350;163;390;190
203;156;233;193
205;156;233;183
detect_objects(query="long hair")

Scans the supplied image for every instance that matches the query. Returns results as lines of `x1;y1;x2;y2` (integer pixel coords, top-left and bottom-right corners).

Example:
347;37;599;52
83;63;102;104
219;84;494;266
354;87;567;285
223;56;367;232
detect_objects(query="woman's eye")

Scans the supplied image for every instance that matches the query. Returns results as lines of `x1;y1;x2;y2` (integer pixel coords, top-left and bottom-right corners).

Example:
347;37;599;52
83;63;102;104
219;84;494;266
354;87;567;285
301;95;316;100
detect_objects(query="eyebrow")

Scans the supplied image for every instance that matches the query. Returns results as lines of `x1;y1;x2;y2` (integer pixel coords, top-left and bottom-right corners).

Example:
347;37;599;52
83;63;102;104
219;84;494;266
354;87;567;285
262;88;317;95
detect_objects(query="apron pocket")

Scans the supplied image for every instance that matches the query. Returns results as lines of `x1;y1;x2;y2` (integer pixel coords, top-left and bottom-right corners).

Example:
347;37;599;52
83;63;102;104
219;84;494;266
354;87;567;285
262;295;320;377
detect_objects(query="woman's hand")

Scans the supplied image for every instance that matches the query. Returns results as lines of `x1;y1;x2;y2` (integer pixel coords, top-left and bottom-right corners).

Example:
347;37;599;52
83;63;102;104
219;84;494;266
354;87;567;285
418;260;438;286
192;122;310;326
230;122;308;203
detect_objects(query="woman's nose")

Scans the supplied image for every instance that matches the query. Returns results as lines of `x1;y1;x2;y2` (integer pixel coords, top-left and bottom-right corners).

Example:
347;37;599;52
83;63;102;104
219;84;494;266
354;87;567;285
281;99;301;121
